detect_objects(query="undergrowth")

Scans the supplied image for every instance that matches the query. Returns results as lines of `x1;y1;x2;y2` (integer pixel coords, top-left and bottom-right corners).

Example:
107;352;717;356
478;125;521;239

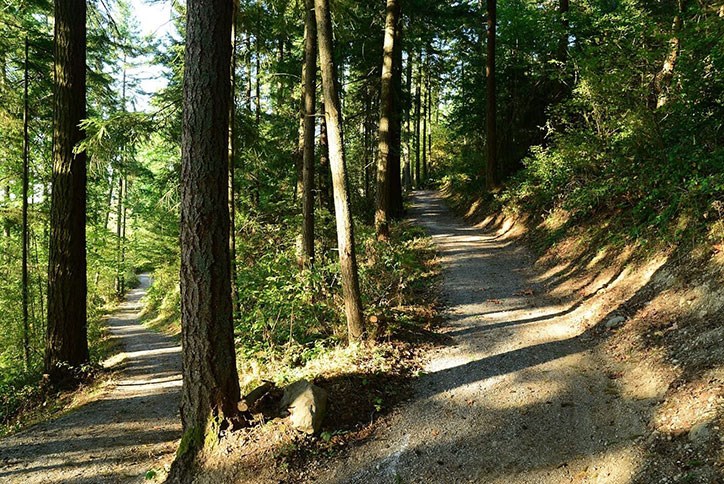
142;208;440;394
439;123;723;258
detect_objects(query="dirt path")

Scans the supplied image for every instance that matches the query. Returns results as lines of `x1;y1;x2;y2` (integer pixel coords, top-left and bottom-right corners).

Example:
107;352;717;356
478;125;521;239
314;191;650;483
0;274;181;483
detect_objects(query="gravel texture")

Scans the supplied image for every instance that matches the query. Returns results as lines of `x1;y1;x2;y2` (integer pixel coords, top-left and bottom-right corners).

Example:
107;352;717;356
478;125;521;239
311;190;649;484
0;275;181;483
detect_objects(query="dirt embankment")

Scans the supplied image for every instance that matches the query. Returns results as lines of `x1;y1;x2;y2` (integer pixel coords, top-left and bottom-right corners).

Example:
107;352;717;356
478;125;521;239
457;194;724;482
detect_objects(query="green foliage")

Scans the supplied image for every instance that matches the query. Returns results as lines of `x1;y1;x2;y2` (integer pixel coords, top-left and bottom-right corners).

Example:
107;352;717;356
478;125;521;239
442;0;724;248
235;213;340;353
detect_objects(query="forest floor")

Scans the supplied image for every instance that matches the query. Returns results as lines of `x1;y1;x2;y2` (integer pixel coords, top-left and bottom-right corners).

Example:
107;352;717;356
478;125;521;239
1;192;720;483
0;274;181;483
296;190;722;483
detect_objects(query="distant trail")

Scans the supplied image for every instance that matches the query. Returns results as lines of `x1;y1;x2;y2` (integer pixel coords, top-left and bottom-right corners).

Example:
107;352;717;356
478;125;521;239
310;190;649;484
0;274;181;483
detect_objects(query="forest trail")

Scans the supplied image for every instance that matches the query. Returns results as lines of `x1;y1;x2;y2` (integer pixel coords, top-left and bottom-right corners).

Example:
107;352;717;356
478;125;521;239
313;191;651;483
0;274;181;483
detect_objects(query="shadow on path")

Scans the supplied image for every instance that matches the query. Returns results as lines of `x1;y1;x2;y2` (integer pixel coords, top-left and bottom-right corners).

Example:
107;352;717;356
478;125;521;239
0;274;182;483
311;190;650;484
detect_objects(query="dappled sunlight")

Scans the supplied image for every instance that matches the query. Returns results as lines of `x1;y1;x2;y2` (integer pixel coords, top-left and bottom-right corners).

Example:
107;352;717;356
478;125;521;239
486;445;642;484
310;191;677;483
0;273;181;482
332;351;647;483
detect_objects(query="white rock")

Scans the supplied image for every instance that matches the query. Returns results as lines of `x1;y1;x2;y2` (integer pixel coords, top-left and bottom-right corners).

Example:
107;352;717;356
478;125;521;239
279;379;328;434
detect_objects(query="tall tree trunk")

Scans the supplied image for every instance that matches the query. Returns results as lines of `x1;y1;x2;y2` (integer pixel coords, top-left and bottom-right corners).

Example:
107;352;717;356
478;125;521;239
22;36;30;371
318;101;332;213
255;45;261;125
46;0;89;385
293;23;306;206
649;0;684;110
426;74;433;176
170;0;245;478
104;170;115;231
558;0;569;64
229;7;240;316
421;65;428;184
485;0;498;190
246;34;253;112
389;17;403;218
314;0;365;342
403;48;413;191
115;170;124;295
116;67;127;297
363;93;370;201
413;55;421;188
253;38;262;206
301;0;317;268
375;0;400;240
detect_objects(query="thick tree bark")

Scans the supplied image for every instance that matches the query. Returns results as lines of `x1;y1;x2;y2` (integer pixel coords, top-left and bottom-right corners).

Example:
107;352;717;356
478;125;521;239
375;0;400;240
314;0;365;341
229;7;240;316
301;0;317;268
170;0;244;478
22;36;30;371
46;0;89;385
485;0;498;190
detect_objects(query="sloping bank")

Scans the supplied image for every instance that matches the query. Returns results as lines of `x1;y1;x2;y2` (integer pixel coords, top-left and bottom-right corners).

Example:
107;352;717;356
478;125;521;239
443;181;724;481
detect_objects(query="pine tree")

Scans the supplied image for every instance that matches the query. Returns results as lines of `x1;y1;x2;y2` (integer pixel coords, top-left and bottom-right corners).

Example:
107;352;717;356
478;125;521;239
170;0;244;478
45;0;89;386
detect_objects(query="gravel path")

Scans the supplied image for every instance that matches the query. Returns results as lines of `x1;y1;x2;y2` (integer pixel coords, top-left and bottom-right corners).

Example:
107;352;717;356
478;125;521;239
316;191;649;483
0;274;181;483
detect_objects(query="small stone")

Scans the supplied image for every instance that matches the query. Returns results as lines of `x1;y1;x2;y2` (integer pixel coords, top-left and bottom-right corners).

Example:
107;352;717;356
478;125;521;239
688;422;712;445
605;316;626;329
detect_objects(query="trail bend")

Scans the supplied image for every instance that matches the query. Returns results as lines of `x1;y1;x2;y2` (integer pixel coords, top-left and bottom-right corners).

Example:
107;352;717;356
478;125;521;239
312;190;649;484
0;274;181;483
